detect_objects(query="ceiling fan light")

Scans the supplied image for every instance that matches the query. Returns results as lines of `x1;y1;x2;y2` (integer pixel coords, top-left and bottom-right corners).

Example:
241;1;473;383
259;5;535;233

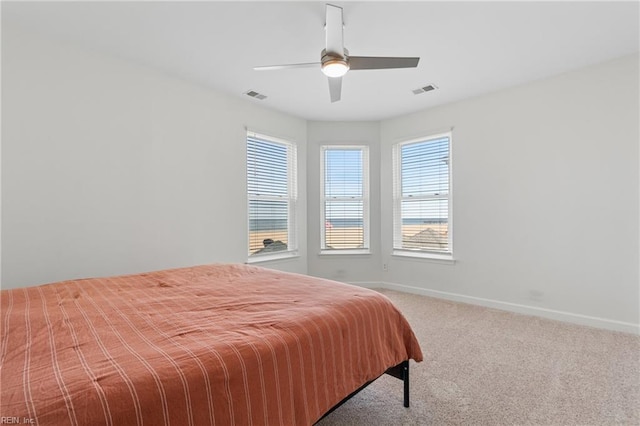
322;59;349;77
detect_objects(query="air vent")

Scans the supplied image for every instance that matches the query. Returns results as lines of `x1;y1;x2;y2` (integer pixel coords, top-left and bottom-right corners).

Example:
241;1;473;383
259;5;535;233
412;84;438;95
244;90;267;100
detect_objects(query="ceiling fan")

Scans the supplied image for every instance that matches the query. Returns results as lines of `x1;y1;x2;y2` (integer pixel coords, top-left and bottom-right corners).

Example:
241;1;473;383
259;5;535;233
254;3;420;103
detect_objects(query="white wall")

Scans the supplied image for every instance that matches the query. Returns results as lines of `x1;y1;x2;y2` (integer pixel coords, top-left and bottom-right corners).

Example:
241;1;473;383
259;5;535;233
380;54;639;331
2;25;638;333
306;121;381;283
1;26;307;288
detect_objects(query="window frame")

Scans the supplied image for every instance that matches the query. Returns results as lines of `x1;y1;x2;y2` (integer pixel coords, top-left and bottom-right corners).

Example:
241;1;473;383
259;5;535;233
246;131;298;263
320;145;370;255
392;131;453;261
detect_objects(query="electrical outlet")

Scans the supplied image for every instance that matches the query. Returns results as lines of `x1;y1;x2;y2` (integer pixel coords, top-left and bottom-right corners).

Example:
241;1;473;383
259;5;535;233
382;263;388;271
529;289;544;301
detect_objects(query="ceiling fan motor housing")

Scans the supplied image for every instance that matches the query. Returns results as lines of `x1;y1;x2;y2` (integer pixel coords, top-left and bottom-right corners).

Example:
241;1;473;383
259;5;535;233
321;48;350;77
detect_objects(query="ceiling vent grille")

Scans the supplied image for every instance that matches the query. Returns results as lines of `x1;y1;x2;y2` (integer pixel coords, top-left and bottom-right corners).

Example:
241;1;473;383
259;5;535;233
244;90;267;100
412;84;438;95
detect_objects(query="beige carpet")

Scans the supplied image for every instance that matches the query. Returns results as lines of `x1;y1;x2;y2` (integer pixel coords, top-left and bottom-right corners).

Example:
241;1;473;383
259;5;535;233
317;289;640;426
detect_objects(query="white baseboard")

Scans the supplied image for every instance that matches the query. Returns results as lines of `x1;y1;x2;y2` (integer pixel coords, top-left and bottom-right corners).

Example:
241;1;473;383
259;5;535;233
346;281;380;289
348;280;640;335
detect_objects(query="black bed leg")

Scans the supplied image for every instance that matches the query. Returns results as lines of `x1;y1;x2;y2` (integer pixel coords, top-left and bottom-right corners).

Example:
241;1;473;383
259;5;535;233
403;360;410;407
382;360;411;409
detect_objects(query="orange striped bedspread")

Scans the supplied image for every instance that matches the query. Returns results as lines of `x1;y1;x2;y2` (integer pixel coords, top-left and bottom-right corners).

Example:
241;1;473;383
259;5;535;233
1;264;422;425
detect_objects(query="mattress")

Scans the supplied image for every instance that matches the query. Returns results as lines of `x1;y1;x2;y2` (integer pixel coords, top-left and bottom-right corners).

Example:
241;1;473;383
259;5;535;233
0;263;422;425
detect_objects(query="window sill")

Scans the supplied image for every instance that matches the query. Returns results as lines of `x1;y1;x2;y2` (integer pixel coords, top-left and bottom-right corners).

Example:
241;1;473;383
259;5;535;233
392;249;455;263
247;250;299;264
319;249;371;256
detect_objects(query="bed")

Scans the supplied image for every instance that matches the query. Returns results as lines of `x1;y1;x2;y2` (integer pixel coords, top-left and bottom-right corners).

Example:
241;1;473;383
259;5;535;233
0;263;423;425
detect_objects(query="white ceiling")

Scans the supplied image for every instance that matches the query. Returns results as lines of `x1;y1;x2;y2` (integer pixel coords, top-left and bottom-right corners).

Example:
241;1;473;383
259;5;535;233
3;1;639;121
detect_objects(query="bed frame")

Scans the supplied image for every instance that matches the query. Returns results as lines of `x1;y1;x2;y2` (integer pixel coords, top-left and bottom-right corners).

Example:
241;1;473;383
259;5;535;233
315;360;410;423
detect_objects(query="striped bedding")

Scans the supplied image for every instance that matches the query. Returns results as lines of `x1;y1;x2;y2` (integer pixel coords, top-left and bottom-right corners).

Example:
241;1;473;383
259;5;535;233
0;263;423;425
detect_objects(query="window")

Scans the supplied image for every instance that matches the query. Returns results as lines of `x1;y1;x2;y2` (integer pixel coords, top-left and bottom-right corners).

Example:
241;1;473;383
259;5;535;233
246;132;297;260
321;146;369;253
393;132;452;259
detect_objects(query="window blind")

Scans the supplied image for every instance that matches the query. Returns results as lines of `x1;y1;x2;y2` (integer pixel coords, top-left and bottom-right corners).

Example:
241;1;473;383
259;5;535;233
394;134;451;254
247;133;297;257
322;146;369;250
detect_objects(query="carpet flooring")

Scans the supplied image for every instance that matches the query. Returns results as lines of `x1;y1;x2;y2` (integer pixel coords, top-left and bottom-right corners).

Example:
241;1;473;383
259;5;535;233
317;289;639;425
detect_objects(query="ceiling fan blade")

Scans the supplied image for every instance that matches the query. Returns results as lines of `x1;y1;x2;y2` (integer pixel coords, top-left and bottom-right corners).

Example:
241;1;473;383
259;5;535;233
254;62;320;71
349;56;420;70
325;4;344;56
328;76;342;103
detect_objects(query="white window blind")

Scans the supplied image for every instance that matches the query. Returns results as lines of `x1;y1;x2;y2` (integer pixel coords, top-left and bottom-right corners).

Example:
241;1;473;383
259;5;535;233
393;133;451;257
321;146;369;251
247;132;297;258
